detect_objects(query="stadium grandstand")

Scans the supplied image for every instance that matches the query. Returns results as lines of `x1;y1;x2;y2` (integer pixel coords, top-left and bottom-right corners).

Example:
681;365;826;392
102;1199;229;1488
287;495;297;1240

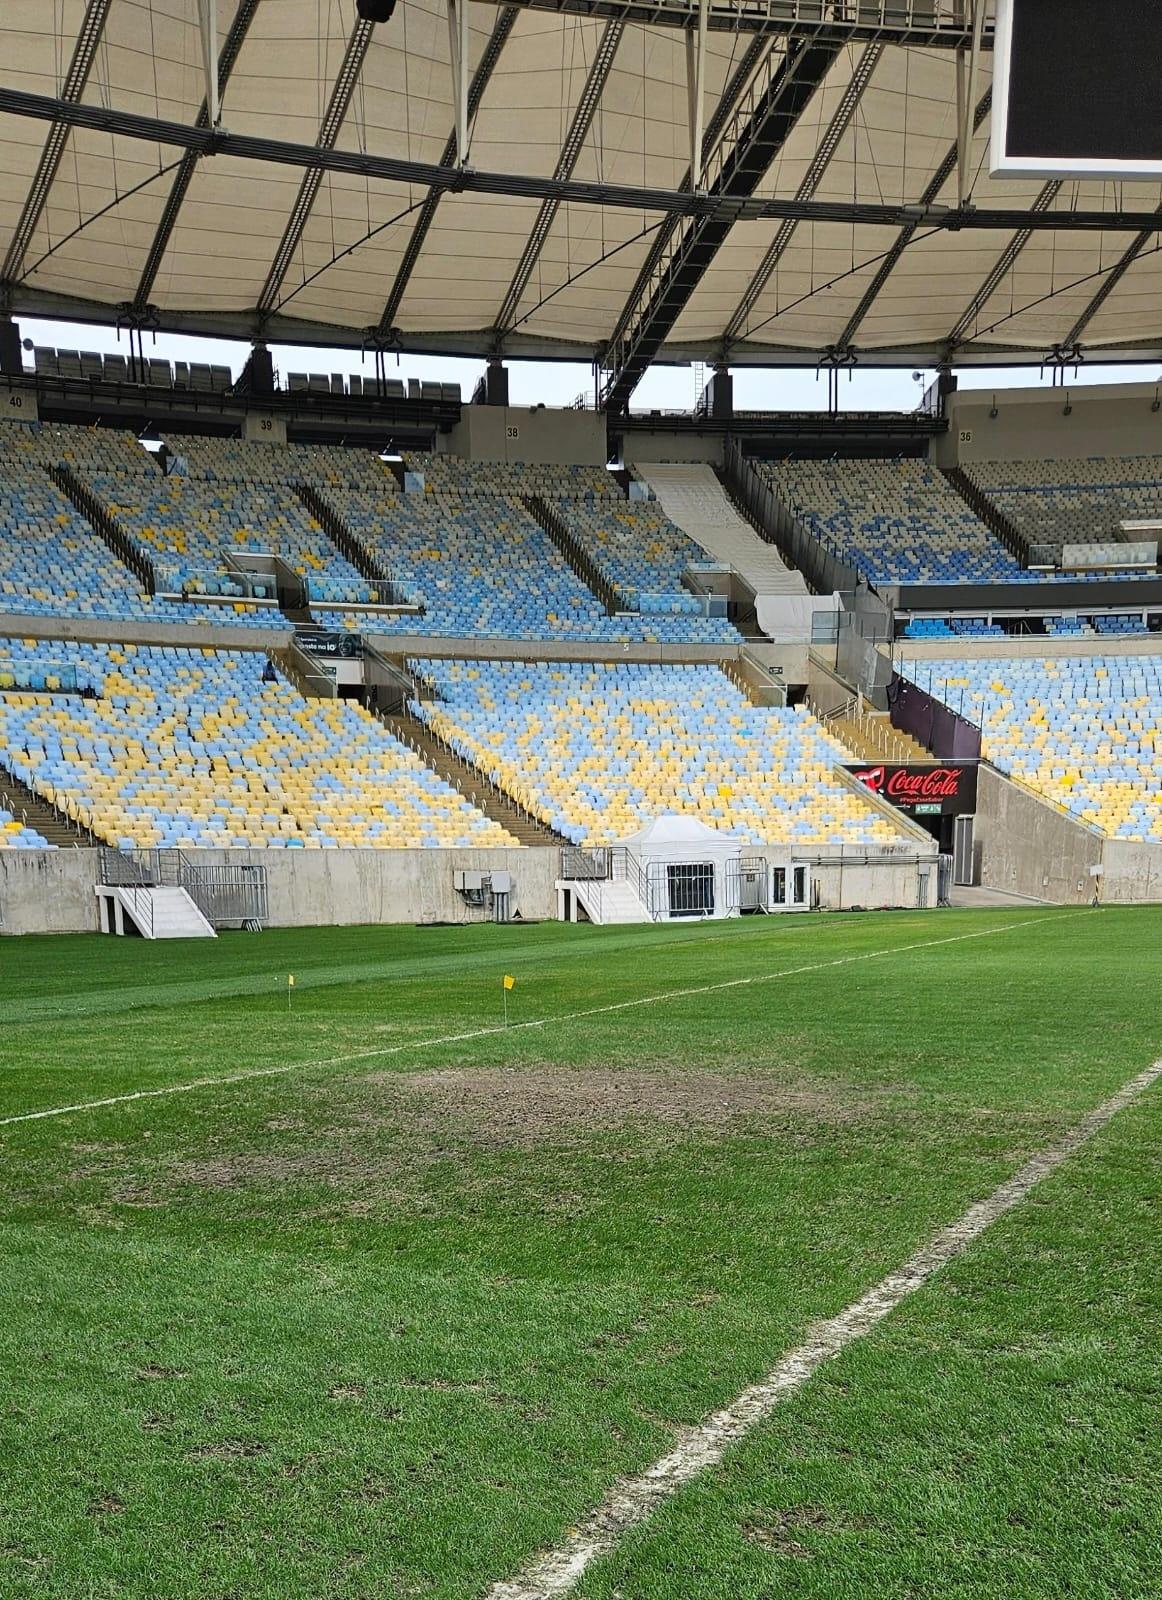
1;6;1161;1600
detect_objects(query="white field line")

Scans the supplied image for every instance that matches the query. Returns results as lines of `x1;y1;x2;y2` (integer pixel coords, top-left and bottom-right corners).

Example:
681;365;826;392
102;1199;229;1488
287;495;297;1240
487;1054;1162;1600
0;912;1083;1131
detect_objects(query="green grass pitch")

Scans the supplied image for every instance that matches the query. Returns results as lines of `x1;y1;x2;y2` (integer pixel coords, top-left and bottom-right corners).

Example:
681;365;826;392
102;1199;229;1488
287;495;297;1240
1;908;1159;1599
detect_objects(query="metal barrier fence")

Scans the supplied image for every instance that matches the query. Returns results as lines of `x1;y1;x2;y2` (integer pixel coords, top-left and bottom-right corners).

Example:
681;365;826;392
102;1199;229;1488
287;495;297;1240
99;848;268;929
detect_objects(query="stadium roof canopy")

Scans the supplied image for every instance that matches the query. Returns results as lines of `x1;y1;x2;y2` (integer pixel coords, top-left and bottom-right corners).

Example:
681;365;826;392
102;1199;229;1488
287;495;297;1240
3;0;1162;407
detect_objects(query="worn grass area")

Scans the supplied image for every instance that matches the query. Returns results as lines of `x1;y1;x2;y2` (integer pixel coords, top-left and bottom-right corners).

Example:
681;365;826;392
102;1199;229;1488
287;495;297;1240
0;908;1159;1598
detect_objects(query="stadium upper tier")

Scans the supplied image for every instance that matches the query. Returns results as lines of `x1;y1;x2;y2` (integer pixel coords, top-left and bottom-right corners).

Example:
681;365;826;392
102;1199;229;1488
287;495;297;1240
0;643;515;850
411;661;912;851
901;653;1162;843
964;456;1162;558
760;458;1030;585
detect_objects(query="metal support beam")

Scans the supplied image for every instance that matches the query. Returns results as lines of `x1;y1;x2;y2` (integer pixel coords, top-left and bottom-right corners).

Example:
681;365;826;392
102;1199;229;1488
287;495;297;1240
724;39;882;348
2;0;114;285
602;36;840;412
945;181;1062;353
376;7;518;337
447;0;471;166
494;20;625;338
256;18;375;318
833;87;992;354
686;0;709;188
474;0;988;49
133;0;260;311
197;0;220;128
602;32;769;363
1062;208;1162;349
10;84;1162;239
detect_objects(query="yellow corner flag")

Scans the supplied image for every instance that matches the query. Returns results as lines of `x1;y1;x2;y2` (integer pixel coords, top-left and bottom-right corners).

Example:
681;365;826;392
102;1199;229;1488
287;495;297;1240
288;974;296;987
503;975;515;991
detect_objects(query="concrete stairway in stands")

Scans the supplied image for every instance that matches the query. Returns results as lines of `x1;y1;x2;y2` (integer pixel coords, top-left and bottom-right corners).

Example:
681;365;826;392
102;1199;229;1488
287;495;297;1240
829;711;932;765
380;710;568;847
637;462;810;599
0;763;100;846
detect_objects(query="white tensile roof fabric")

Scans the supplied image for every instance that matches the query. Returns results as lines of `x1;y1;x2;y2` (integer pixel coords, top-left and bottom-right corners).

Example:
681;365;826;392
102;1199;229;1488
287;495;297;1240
2;0;1161;371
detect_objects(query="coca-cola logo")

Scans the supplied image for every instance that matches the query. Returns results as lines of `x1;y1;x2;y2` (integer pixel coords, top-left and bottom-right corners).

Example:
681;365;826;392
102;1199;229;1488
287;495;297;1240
853;765;965;807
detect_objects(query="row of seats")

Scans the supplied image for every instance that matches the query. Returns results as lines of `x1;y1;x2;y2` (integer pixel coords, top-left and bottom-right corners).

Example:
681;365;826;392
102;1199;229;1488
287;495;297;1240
901;618;1007;641
899;651;1162;842
403;452;617;500
0;643;515;850
410;660;913;850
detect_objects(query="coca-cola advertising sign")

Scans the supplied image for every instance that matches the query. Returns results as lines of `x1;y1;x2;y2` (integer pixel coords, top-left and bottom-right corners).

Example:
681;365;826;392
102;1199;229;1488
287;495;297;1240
848;762;977;814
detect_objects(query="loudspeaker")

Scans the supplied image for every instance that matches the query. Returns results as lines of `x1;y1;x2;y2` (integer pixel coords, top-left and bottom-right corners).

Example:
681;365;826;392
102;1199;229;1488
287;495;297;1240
0;321;22;377
356;0;396;21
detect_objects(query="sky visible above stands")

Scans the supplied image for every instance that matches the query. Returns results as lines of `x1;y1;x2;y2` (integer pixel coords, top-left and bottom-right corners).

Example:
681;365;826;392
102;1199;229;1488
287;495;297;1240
19;317;1162;415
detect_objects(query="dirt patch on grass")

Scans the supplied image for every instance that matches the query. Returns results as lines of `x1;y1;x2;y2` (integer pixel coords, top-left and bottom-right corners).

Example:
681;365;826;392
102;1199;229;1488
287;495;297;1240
111;1065;895;1205
369;1064;880;1150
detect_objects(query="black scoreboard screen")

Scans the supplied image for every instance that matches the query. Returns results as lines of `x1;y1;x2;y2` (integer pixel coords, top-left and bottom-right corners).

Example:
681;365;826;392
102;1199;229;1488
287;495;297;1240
992;0;1162;178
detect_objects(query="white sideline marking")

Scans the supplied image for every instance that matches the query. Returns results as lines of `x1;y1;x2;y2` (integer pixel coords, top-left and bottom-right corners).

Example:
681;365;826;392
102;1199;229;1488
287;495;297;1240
487;1055;1162;1600
0;912;1082;1131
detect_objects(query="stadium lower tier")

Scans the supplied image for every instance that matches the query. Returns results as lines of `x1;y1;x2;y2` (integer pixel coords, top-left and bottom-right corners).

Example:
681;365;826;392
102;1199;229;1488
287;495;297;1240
0;643;515;849
900;653;1162;841
411;660;912;851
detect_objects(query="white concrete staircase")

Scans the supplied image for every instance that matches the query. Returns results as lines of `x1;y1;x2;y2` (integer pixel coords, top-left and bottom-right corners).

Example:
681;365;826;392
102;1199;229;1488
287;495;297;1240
564;877;652;925
637;462;836;640
101;885;217;939
638;462;809;597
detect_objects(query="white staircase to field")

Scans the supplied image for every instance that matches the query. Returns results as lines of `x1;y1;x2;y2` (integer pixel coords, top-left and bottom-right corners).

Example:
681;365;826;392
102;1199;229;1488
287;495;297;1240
563;876;652;925
98;885;217;939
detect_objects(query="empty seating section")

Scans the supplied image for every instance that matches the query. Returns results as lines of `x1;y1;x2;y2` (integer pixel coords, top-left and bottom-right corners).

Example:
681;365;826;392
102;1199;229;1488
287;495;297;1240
0;463;157;621
161;435;397;491
0;425;275;627
403;453;616;499
412;661;912;850
761;458;1029;585
320;489;618;640
0;643;515;849
901;653;1162;841
85;474;378;611
554;500;713;613
965;456;1162;560
0;420;155;474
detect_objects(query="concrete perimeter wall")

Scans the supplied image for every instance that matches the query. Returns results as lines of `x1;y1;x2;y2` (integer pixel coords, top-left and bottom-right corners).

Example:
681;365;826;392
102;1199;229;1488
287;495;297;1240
975;766;1103;903
1100;840;1162;904
1;846;936;934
